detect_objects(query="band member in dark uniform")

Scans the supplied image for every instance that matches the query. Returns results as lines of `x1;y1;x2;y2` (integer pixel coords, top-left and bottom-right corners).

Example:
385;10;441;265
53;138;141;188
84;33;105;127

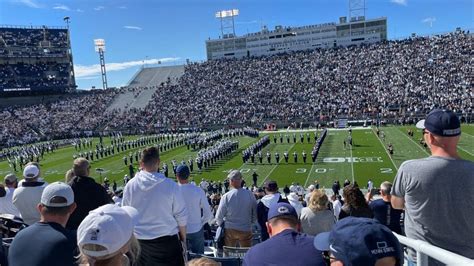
293;151;298;163
275;152;280;164
266;151;271;164
302;151;307;164
252;171;259;187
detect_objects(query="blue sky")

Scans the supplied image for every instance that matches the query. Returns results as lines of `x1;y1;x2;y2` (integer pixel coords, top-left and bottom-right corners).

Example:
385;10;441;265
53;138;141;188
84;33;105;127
1;0;472;89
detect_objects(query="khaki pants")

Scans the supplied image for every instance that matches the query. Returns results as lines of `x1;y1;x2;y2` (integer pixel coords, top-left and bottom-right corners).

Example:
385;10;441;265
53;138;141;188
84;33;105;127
224;228;252;247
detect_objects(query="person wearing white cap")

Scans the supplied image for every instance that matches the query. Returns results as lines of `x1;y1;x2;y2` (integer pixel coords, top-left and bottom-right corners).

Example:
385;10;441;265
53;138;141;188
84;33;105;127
122;147;187;266
12;164;48;225
77;204;140;266
8;182;77;266
0;173;20;217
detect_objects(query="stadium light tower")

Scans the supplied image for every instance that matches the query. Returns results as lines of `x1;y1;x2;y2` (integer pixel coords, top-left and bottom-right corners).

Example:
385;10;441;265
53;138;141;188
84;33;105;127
349;0;365;21
348;0;366;38
215;9;239;38
94;39;108;90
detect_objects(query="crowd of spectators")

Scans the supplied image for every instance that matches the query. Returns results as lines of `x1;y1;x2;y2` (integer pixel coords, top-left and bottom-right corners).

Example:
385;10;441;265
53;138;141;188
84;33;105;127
127;31;471;127
0;62;70;89
0;28;68;47
1;31;472;147
0;27;72;95
0;90;118;146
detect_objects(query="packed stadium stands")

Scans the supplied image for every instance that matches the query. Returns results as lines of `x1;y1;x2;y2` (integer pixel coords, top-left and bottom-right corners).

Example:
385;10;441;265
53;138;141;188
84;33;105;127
110;30;473;129
0;26;75;96
0;31;472;147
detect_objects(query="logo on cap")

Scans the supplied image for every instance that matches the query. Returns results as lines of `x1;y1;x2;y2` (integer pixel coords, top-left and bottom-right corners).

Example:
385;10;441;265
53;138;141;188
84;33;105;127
278;206;289;214
89;229;100;241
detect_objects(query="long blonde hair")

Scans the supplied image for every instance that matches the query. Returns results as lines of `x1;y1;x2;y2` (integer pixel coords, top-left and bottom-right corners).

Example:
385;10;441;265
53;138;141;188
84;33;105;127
308;189;329;212
78;235;140;266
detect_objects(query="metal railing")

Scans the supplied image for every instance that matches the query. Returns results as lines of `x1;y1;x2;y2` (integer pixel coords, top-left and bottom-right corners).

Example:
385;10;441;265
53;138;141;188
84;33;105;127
393;233;474;266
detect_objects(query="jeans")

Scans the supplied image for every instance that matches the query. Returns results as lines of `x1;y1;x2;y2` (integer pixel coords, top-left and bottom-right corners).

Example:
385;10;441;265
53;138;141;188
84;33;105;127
187;227;205;254
406;258;416;266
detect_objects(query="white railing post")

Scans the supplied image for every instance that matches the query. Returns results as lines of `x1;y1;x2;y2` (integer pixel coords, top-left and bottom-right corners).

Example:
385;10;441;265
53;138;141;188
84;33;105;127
416;251;429;266
393;233;474;266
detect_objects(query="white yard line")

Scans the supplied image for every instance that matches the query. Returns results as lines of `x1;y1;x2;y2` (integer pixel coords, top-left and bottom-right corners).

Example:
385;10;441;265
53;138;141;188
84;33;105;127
458;146;474;157
304;163;317;187
349;144;355;184
372;128;399;171
397;128;430;156
259;164;279;187
463;132;474;138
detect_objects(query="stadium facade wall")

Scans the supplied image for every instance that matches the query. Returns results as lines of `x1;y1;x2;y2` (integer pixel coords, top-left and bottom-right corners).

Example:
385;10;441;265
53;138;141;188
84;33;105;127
206;17;387;60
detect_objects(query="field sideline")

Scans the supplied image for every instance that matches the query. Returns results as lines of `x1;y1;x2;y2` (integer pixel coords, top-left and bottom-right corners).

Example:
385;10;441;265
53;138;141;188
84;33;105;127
0;125;472;190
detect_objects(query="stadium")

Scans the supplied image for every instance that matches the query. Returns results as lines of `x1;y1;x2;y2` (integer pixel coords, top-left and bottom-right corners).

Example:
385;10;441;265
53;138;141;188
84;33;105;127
0;0;473;265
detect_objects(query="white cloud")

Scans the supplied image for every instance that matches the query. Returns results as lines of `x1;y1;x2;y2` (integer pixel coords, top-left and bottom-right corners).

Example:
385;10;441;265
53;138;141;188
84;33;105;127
53;4;70;11
390;0;407;6
421;17;436;23
421;17;436;27
94;6;104;11
13;0;42;8
118;6;127;9
76;9;84;12
74;57;181;78
123;26;142;30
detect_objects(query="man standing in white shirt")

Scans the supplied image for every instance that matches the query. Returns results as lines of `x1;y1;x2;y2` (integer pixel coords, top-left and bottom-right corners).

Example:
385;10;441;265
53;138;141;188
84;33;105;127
122;147;188;266
176;164;213;254
0;174;20;216
13;164;47;225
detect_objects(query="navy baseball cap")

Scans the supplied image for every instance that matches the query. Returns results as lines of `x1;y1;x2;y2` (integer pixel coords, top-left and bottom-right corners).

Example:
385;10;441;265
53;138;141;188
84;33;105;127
176;164;190;179
314;217;402;266
267;202;297;221
416;109;461;137
264;180;278;191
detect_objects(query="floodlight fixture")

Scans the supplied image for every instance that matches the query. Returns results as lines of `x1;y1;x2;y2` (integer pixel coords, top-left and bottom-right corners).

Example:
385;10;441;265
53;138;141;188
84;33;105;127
215;9;239;18
94;39;106;52
94;39;108;90
215;9;239;38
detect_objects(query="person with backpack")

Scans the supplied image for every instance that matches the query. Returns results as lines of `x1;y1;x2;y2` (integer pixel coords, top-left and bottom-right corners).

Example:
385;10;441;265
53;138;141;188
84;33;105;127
257;180;288;241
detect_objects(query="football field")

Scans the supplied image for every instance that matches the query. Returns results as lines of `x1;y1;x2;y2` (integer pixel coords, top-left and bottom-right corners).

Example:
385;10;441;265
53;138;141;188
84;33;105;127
0;125;473;190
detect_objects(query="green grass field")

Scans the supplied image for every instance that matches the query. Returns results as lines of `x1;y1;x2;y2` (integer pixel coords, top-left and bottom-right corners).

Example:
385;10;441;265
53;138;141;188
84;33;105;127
1;125;473;190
